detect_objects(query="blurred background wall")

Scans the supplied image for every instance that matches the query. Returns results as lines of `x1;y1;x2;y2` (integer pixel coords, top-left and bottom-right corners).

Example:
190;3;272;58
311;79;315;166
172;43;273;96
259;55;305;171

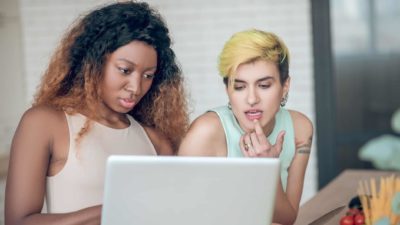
313;0;400;187
0;0;25;224
0;0;316;224
331;0;400;172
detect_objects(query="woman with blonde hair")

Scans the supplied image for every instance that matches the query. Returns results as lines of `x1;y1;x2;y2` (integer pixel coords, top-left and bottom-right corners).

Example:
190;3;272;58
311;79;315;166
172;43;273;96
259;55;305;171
179;29;313;225
5;2;188;225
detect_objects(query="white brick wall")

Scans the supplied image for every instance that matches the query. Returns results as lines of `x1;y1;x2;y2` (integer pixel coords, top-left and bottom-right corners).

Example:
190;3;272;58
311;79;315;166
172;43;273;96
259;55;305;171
18;0;317;205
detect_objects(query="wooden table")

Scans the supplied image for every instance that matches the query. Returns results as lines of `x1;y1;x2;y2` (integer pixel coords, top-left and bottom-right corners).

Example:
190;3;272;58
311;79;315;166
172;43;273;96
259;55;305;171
294;169;399;225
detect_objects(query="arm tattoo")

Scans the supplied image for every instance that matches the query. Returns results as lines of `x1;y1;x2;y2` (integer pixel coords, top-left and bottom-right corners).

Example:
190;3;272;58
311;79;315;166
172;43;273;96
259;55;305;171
297;147;311;154
296;136;312;154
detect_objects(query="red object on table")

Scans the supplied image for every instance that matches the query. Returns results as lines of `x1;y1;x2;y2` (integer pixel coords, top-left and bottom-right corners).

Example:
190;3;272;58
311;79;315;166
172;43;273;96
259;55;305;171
340;215;354;225
354;214;365;225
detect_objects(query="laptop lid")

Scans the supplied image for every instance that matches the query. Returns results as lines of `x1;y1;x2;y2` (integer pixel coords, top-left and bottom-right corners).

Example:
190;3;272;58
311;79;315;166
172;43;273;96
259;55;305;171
101;156;280;225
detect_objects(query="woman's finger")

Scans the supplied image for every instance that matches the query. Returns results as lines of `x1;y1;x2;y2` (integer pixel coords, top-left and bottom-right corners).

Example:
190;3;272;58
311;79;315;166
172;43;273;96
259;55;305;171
250;131;260;152
254;119;269;146
239;135;250;157
244;133;256;157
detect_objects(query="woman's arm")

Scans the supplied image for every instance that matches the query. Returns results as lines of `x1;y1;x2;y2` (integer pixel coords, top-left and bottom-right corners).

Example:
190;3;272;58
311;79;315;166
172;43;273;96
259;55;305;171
178;112;226;156
5;106;102;225
238;120;296;225
238;111;313;225
272;110;313;225
6;206;102;225
143;126;174;155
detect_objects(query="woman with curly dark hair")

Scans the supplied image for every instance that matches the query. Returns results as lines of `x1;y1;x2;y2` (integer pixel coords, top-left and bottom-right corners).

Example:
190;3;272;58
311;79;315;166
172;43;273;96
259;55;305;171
5;2;189;225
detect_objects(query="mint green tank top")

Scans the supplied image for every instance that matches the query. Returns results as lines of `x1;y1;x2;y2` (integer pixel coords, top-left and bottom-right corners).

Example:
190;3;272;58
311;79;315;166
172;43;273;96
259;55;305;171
210;105;295;191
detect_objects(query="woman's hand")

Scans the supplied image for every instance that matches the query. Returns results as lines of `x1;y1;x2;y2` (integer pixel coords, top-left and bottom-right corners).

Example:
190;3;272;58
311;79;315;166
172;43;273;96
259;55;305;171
239;119;285;158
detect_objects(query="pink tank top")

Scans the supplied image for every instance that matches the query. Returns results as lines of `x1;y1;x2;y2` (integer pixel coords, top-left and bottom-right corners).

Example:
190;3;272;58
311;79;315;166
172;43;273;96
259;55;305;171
44;113;156;213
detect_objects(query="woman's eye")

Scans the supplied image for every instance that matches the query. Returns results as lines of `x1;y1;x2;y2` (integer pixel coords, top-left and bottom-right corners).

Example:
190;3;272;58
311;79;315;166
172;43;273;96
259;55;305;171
118;67;131;74
259;83;271;89
144;74;155;79
233;85;245;90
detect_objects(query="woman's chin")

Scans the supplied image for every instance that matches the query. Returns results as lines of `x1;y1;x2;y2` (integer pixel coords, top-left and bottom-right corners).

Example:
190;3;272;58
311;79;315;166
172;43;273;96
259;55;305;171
239;122;255;133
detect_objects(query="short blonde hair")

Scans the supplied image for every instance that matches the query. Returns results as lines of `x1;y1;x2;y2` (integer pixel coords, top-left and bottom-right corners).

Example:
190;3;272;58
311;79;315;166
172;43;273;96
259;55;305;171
218;29;290;85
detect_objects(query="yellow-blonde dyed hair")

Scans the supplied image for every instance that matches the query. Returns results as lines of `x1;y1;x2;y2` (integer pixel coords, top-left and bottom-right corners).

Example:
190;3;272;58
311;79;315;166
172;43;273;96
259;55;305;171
218;29;290;85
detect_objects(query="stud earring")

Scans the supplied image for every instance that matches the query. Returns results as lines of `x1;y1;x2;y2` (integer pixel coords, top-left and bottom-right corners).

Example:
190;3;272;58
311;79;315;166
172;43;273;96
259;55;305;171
228;102;232;110
280;93;288;107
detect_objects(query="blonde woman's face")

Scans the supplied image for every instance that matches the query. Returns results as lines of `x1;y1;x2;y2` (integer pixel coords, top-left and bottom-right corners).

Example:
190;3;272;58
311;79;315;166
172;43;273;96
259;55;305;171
226;59;289;134
100;41;157;114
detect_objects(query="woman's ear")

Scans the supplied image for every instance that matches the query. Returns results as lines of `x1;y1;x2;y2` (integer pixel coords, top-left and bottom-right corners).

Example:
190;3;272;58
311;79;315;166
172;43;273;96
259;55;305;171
282;76;291;97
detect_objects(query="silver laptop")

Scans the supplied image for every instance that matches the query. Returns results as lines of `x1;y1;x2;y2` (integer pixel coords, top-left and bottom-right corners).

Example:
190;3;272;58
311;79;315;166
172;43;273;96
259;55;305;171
101;156;280;225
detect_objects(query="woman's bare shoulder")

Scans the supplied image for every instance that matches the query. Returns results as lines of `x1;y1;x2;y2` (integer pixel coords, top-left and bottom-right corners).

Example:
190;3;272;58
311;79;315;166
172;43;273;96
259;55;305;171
21;105;65;124
178;111;226;156
14;105;66;148
288;110;313;144
194;110;223;127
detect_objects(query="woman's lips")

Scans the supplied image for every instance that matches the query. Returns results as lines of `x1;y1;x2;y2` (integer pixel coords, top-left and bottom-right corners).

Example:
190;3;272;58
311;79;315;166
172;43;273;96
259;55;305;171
245;110;262;121
119;98;136;109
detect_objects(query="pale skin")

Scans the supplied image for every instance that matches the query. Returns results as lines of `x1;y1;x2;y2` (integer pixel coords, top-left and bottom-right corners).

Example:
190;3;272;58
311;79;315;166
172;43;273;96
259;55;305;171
179;59;313;225
5;41;173;225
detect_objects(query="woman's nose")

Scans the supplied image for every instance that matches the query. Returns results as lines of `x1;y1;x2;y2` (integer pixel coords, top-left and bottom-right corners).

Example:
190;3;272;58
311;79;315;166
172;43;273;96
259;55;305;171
247;88;259;106
126;73;142;96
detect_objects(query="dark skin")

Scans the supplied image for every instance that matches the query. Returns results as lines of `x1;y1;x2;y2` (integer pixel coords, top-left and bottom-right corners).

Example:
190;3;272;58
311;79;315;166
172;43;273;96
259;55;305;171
5;40;173;225
5;105;172;225
5;106;102;225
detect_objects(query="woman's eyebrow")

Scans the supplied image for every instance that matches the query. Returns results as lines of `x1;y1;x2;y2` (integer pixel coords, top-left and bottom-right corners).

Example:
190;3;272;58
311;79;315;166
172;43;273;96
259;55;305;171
257;76;274;82
117;58;157;70
117;58;134;65
234;76;274;83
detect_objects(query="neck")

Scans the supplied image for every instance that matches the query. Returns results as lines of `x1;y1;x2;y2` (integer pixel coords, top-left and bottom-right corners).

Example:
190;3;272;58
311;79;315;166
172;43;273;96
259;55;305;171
80;104;130;129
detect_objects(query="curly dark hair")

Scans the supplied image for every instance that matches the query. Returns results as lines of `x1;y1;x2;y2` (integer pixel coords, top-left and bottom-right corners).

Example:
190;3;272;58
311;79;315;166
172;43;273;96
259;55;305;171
34;1;189;150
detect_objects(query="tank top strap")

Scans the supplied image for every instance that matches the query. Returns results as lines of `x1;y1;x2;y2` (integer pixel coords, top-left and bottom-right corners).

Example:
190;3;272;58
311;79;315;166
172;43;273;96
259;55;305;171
209;106;244;157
